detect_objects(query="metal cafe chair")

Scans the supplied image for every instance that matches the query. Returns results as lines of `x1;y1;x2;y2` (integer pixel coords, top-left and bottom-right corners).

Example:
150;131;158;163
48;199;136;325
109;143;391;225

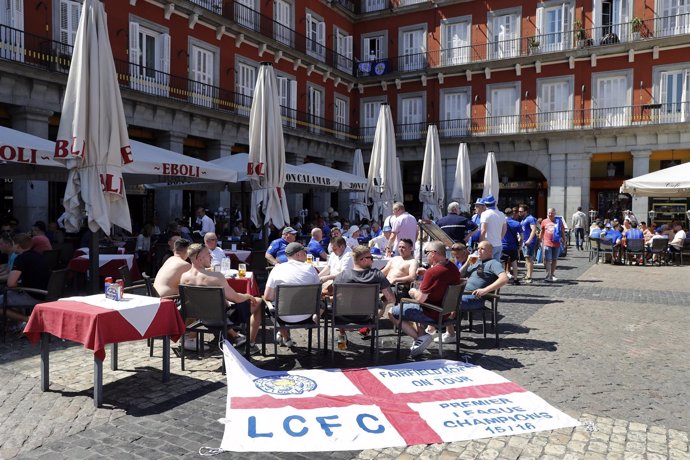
325;283;380;361
266;283;322;359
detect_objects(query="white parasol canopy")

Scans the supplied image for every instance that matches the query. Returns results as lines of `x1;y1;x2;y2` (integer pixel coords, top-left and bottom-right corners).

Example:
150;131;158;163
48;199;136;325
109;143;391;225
348;149;371;222
483;150;499;202
394;157;404;203
450;143;472;213
620;162;690;197
366;104;397;221
419;125;444;220
0;126;65;180
247;63;289;228
54;0;131;234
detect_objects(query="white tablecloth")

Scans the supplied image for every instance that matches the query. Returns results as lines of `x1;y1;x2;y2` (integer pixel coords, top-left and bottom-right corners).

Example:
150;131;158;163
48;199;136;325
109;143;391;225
223;250;251;262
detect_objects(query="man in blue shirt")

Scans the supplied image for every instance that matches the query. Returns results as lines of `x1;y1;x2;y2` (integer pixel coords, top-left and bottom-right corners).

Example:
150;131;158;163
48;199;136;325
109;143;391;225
436;201;479;243
265;226;298;265
602;222;623;264
307;227;328;261
502;207;523;285
518;204;538;284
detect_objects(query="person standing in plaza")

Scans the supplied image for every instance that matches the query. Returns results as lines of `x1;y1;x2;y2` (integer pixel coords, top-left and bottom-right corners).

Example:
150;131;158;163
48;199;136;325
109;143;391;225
518;204;538;284
386;202;417;256
571;206;588;250
477;195;506;262
435;201;478;244
540;208;566;282
194;207;215;238
502;207;523;284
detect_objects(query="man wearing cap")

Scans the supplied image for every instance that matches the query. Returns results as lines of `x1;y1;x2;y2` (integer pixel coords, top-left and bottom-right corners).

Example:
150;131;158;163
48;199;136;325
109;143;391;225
369;225;392;255
477;195;507;262
264;242;321;348
387;202;417;256
31;221;52;254
435;202;478;244
265;226;298;266
307;228;328;261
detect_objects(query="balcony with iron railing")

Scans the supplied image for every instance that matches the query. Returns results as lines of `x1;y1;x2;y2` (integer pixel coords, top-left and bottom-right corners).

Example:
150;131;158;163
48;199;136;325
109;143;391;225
355;12;690;77
0;24;357;142
1;24;689;146
358;102;690;142
224;0;354;75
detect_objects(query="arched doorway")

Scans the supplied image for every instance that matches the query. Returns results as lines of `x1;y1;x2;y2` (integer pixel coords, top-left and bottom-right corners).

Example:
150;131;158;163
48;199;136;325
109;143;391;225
471;161;548;217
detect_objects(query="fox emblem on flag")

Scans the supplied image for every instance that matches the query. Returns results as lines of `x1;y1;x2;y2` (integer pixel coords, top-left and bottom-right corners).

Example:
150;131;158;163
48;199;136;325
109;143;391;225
218;343;579;453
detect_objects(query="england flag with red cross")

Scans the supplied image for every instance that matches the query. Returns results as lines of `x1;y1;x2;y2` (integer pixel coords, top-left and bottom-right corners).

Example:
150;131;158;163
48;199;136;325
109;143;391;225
218;342;579;452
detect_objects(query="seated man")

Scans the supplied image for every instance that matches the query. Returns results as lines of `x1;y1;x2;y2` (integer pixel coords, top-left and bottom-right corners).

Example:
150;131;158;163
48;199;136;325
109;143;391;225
334;245;396;349
605;222;624;263
180;243;262;354
153;238;191;298
265;226;297;266
381;238;418;300
368;225;392;255
263;242;321;348
668;221;687;256
306;228;328;261
1;233;50;324
318;236;353;283
458;241;508;312
204;232;225;267
388;240;461;357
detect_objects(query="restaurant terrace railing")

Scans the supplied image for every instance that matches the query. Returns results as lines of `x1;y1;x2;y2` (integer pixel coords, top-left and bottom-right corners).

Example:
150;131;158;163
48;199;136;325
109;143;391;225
0;25;688;145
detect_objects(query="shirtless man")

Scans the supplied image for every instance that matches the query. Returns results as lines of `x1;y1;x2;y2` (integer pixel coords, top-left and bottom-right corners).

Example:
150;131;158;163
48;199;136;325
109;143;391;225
180;243;263;354
381;238;418;301
153;238;190;298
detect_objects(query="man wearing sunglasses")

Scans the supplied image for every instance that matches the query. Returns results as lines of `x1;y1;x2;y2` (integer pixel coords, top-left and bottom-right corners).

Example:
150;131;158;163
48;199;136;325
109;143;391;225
388;241;461;356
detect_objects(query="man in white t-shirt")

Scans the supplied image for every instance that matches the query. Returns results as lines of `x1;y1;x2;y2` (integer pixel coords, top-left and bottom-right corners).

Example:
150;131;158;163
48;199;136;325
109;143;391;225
477;195;506;261
387;202;417;256
263;242;321;348
319;236;354;283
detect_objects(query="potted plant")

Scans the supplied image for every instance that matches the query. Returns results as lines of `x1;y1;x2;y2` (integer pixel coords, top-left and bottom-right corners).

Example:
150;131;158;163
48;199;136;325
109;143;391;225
631;17;643;40
528;36;540;54
574;20;587;47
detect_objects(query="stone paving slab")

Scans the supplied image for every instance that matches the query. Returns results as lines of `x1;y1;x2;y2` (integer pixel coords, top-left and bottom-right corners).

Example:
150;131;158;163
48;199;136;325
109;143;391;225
1;251;689;459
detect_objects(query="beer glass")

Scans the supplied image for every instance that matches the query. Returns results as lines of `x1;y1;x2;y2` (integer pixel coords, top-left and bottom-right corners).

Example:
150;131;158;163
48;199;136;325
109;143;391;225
238;263;247;278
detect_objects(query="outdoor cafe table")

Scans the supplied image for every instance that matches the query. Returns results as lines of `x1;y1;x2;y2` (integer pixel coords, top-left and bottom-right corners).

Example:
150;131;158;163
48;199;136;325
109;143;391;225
224;269;260;296
23;294;185;407
222;249;251;262
68;254;142;281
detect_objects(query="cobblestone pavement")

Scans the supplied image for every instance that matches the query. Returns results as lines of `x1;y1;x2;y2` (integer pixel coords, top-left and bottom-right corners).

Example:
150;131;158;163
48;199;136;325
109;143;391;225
1;250;689;459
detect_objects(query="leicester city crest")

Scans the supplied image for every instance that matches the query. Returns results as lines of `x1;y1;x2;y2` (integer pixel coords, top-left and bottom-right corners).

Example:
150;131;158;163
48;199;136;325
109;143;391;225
253;375;317;395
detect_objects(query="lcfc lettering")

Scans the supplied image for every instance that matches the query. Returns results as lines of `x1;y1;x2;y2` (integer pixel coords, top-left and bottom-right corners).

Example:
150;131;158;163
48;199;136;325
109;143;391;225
248;413;385;438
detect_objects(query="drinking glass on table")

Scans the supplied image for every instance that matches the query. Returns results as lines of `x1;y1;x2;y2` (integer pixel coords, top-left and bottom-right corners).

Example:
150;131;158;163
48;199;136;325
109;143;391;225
306;253;313;265
238;263;247;278
221;257;231;274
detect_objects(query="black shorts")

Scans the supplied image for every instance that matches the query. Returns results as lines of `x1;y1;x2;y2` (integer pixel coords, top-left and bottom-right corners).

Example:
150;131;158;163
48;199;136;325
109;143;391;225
501;249;519;263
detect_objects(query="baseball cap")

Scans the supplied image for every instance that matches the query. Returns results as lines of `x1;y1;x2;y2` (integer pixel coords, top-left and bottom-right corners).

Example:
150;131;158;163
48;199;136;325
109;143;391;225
605;223;612;228
474;197;485;206
282;226;298;235
284;242;306;256
382;225;392;232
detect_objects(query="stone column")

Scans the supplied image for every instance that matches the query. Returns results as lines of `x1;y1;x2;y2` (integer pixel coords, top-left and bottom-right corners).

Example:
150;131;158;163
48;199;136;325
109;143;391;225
154;132;186;227
564;153;591;222
286;153;306;218
631;150;651;220
311;158;333;220
10;107;53;230
548;153;567;215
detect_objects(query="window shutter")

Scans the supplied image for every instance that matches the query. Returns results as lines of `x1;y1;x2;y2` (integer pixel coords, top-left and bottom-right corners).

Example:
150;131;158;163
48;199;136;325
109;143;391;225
345;35;353;59
60;1;69;44
128;22;140;64
160;33;171;74
682;70;689;121
317;21;325;45
10;0;23;30
306;13;312;36
290;79;297;111
535;7;543;38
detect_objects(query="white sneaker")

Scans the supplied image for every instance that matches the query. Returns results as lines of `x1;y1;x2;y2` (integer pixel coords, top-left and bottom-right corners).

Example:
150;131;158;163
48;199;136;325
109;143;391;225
276;331;285;346
425;325;438;336
410;334;433;357
433;332;457;344
550;275;559;282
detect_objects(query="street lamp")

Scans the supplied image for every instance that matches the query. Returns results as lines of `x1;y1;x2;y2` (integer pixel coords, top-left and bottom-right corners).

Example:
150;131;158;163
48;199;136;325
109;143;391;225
589;209;598;222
